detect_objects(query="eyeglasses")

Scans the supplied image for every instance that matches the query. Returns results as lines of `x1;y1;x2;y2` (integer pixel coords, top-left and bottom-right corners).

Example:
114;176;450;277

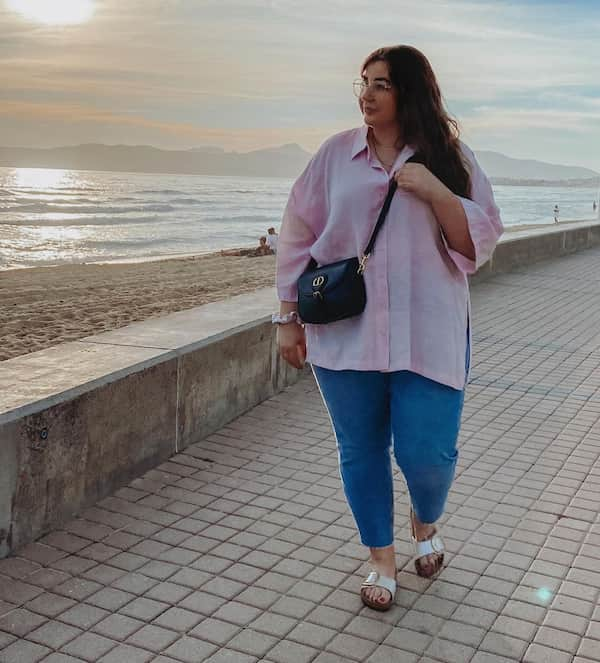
353;78;393;97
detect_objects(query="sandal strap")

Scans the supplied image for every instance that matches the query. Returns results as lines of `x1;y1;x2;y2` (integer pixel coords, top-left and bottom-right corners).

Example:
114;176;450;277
361;571;397;597
413;533;445;558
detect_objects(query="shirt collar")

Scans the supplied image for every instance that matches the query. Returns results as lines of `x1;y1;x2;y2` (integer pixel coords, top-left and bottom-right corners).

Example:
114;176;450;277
351;125;370;159
350;125;416;163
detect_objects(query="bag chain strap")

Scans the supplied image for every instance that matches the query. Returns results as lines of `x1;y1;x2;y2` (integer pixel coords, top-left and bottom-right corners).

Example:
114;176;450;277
357;178;398;274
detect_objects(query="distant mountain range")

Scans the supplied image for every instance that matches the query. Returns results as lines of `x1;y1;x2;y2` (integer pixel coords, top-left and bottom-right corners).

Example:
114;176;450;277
474;151;598;185
0;143;311;179
0;142;598;185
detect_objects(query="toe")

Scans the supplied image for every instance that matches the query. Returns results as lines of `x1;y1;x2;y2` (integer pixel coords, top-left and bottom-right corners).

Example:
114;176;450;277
361;585;393;609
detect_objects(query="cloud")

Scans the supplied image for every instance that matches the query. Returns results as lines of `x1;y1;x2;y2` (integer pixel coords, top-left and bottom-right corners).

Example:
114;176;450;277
0;0;598;169
464;106;600;133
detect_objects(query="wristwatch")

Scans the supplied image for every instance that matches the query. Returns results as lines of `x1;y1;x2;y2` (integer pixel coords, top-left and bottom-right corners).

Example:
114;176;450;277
272;311;300;325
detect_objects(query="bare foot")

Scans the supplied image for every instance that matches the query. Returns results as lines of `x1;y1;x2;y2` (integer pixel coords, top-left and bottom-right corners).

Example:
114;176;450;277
362;544;396;607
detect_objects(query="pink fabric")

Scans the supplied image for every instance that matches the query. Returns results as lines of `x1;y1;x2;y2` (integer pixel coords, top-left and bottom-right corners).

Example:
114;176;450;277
276;126;504;390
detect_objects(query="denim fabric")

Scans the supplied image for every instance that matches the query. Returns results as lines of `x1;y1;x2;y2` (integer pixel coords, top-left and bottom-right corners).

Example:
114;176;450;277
312;361;466;548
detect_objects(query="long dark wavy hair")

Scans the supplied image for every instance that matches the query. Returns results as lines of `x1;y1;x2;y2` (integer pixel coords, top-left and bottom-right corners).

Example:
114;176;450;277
362;45;471;199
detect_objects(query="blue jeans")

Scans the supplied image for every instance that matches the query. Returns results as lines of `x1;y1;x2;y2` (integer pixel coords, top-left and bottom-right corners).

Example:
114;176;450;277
312;365;466;548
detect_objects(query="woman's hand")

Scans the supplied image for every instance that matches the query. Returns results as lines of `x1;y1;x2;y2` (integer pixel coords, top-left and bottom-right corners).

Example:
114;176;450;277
277;322;307;369
395;162;476;260
394;163;448;204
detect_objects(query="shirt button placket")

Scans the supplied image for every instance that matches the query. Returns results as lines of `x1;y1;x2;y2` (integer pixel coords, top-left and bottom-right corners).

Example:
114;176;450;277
372;176;391;369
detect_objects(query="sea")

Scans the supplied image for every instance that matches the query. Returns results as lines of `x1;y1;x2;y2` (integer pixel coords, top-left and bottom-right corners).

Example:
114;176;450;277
1;166;598;270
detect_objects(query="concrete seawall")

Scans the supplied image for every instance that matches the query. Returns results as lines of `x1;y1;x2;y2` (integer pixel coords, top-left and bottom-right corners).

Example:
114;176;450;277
470;219;600;284
0;289;302;558
1;219;599;558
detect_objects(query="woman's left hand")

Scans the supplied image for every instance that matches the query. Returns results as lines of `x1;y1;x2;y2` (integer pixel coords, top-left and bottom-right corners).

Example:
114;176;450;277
394;163;448;204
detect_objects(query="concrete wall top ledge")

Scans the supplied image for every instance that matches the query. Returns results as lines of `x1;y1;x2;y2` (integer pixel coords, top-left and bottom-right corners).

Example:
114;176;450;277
1;287;278;425
497;219;599;244
79;286;277;353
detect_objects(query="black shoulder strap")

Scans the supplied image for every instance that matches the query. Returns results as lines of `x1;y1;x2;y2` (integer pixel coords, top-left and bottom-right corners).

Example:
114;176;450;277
363;178;397;257
362;152;424;257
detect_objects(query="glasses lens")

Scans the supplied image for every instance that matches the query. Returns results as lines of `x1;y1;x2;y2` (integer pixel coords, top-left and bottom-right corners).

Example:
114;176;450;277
353;80;364;97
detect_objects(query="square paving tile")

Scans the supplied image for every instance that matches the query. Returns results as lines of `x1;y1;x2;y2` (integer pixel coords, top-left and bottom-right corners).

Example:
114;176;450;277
58;603;110;630
93;613;146;641
61;631;117;661
119;597;170;622
25;593;77;618
126;623;179;650
87;587;135;612
267;639;320;663
28;620;82;649
163;635;218;662
0;608;47;637
0;639;51;663
98;643;154;663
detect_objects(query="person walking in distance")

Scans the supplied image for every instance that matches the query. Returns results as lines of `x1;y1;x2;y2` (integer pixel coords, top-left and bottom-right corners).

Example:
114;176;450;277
266;227;279;254
274;45;503;611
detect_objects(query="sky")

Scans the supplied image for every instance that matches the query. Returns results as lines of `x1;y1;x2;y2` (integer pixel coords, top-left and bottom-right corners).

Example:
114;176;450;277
1;0;599;171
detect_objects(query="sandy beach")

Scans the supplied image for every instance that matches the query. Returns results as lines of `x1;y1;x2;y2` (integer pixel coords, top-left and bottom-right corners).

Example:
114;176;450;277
1;220;592;363
1;251;276;362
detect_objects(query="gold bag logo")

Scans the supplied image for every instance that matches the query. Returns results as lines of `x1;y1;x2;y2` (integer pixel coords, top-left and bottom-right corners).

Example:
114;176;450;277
312;275;325;288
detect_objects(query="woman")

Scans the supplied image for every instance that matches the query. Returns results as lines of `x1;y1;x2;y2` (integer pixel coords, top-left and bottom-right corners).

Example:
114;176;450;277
274;45;503;611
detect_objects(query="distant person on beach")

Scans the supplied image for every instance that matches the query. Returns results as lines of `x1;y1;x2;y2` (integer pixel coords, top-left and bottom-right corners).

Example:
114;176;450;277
554;204;559;223
220;235;273;257
274;45;503;611
594;201;597;213
254;235;272;256
266;227;279;254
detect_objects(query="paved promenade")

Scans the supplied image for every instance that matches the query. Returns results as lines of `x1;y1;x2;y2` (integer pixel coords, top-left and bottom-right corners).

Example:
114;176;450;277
2;247;600;663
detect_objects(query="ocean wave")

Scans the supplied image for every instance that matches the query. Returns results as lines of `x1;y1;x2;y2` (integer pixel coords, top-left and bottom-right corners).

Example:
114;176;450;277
0;215;161;227
10;187;104;194
200;214;277;224
83;237;171;249
228;189;286;196
2;202;177;214
7;196;107;206
172;197;201;204
137;188;186;195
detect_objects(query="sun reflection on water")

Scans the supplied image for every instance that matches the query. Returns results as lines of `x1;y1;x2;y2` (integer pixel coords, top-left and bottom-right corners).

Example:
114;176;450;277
1;168;94;268
6;168;75;191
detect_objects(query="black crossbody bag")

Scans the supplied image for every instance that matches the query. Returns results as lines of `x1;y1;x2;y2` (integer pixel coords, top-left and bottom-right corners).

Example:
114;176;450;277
297;153;422;324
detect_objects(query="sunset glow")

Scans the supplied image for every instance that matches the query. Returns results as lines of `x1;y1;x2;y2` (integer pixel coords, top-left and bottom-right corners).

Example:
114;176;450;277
6;0;94;25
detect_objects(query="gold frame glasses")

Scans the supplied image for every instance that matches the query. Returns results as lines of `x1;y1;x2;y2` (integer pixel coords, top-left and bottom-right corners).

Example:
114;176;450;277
353;78;393;98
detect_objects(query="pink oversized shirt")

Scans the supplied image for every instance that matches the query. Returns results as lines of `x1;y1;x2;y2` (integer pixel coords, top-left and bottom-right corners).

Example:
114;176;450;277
276;126;503;390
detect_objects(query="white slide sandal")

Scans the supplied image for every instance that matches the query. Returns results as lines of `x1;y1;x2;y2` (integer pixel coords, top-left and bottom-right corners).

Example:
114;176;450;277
360;570;397;611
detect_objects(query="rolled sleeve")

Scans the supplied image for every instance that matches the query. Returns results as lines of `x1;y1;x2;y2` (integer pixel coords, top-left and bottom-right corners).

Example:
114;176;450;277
275;155;325;301
443;147;504;275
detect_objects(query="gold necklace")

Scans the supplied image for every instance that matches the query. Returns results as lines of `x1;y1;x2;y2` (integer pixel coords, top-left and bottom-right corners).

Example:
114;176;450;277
373;137;399;149
372;142;398;168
